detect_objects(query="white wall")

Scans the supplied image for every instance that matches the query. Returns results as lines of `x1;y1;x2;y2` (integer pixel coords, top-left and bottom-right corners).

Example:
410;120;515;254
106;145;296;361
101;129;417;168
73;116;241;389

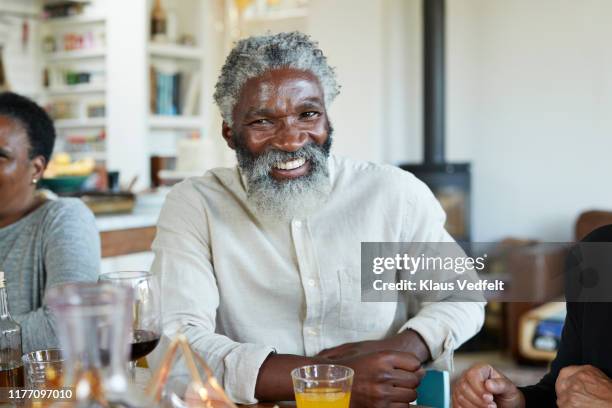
307;0;386;162
315;0;612;242
381;0;423;164
445;0;612;241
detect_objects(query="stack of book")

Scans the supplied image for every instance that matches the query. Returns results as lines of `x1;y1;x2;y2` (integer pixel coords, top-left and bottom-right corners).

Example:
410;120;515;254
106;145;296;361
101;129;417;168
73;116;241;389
150;64;200;116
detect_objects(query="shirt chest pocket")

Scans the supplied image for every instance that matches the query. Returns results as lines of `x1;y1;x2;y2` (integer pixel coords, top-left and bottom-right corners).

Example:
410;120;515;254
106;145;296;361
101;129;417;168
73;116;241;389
336;268;397;332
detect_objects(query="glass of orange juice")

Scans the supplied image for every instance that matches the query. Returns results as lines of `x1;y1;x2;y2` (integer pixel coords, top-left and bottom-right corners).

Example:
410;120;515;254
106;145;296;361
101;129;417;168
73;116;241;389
291;364;354;408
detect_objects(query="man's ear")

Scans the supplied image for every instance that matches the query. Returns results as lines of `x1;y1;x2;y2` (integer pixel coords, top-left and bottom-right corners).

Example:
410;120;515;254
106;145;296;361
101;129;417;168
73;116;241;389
222;121;236;150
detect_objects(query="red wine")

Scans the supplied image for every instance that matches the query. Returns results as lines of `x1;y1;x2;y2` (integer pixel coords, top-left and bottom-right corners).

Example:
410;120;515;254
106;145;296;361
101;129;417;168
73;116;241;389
130;330;160;361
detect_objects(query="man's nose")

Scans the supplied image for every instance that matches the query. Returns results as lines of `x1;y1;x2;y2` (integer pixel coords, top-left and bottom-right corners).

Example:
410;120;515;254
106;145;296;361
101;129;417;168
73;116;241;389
270;119;308;152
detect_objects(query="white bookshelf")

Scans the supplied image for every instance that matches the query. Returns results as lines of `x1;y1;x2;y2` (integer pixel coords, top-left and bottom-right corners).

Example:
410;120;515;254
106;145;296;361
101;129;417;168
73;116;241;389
148;43;204;61
38;0;109;166
41;14;106;28
54;117;106;129
8;0;226;188
149;115;203;130
103;0;223;189
46;84;106;95
146;0;208;149
45;48;106;62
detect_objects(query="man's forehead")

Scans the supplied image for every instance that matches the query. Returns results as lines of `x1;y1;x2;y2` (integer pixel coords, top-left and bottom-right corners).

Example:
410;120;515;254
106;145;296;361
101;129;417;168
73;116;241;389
235;68;325;115
241;69;323;97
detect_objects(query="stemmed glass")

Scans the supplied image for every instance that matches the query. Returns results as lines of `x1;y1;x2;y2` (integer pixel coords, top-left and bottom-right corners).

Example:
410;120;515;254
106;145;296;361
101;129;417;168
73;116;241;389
99;271;161;373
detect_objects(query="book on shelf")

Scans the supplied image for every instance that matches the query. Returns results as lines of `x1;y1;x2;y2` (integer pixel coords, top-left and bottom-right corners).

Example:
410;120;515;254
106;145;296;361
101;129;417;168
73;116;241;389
45;67;105;89
150;63;200;116
182;72;200;116
42;28;105;54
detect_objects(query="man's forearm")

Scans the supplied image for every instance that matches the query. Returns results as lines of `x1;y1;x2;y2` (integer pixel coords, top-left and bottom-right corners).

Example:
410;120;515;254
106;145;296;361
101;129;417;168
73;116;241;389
255;330;429;401
255;353;326;401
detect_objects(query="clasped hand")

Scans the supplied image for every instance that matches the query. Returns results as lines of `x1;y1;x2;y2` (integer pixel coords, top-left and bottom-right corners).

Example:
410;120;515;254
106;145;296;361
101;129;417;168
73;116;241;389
316;333;428;408
452;363;612;408
555;365;612;408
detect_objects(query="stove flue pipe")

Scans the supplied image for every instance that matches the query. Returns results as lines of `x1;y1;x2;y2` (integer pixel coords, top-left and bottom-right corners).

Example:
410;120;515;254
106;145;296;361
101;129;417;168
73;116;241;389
423;0;445;165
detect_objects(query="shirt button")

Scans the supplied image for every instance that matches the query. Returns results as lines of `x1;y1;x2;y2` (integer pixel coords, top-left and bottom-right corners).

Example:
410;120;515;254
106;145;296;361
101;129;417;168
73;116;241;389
293;220;302;228
307;279;317;287
307;328;318;336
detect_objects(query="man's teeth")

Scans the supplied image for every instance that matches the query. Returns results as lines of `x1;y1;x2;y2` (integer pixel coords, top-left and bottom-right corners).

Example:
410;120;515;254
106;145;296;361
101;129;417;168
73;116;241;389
274;157;306;170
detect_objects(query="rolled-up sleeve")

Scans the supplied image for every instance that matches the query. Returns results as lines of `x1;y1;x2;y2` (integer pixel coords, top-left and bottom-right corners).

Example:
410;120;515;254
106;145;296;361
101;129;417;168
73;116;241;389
398;175;486;371
150;181;274;404
399;301;485;371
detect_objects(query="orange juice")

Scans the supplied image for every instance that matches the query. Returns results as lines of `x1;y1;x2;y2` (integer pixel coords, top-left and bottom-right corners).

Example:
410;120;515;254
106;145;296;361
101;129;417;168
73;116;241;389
295;387;351;408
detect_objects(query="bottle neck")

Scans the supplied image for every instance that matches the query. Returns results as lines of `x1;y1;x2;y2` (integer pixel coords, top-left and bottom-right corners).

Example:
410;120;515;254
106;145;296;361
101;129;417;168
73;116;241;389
0;287;11;319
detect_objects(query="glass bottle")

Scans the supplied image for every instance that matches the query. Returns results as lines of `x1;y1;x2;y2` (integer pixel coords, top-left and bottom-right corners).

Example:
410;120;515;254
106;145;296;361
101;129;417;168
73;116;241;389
150;0;167;42
0;271;24;387
47;282;155;408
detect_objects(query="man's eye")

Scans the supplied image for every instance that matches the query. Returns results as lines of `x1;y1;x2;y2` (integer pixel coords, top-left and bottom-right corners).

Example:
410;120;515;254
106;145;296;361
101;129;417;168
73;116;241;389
250;119;272;125
300;111;320;119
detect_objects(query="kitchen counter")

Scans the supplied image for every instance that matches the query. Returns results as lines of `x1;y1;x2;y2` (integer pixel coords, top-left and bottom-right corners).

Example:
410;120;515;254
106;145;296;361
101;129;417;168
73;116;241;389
95;191;167;258
95;207;160;232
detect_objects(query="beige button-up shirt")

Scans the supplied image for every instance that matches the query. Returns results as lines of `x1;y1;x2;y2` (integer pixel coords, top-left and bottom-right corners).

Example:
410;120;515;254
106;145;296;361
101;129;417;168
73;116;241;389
150;155;485;404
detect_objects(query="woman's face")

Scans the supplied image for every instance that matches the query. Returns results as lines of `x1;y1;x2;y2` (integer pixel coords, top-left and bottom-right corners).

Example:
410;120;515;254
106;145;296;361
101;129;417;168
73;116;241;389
0;115;45;220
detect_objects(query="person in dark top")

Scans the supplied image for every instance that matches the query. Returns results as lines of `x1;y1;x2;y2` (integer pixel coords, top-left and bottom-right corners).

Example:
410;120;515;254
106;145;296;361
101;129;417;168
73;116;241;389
452;224;612;408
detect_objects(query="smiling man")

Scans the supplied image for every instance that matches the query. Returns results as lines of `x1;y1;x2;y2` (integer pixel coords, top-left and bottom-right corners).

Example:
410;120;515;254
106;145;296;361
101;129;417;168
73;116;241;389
151;32;484;407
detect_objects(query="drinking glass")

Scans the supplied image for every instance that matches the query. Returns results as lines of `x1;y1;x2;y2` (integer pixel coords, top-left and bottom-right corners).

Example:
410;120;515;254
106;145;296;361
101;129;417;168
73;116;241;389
98;272;162;368
291;364;354;408
22;349;63;389
47;282;153;407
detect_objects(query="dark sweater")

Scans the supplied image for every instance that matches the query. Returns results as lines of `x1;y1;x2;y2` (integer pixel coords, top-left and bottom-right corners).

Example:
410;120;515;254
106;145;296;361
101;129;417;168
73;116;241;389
519;302;612;406
519;224;612;407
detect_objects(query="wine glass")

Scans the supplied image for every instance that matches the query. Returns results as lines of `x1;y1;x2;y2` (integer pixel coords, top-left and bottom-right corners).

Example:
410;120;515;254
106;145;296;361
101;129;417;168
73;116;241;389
99;271;161;372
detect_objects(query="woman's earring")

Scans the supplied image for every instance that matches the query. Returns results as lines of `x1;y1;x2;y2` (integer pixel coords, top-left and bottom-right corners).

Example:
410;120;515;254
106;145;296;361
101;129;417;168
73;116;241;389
31;178;38;185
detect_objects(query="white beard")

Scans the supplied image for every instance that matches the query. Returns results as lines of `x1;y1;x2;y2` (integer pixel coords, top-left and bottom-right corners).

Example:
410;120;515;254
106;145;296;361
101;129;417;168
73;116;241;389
234;139;333;222
245;167;331;221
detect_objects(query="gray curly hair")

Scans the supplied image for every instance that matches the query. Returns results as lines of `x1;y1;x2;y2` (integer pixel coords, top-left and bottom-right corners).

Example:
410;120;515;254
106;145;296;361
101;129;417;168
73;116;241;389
213;31;340;126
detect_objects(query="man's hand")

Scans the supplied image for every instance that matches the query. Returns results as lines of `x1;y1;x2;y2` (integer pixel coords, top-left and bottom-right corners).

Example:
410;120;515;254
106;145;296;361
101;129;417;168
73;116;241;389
555;365;612;407
317;329;431;363
452;363;525;408
338;351;425;408
255;350;424;404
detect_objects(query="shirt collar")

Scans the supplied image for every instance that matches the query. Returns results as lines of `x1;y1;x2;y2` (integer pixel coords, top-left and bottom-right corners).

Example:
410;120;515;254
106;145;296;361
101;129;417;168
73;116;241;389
237;166;248;192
